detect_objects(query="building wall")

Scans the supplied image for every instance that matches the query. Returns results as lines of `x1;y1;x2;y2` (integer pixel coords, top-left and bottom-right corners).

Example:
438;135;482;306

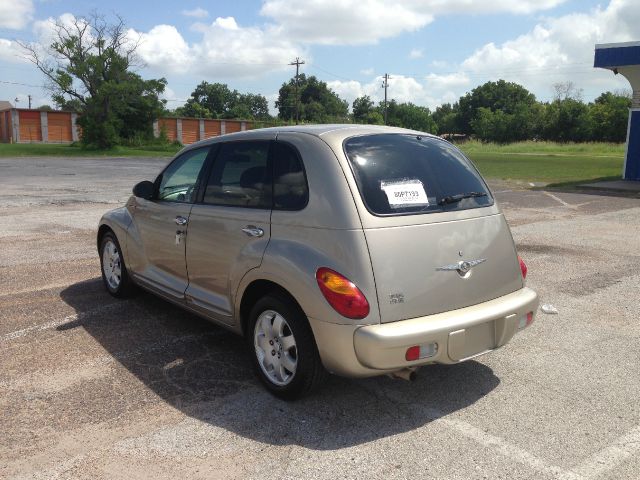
0;107;253;144
155;117;253;144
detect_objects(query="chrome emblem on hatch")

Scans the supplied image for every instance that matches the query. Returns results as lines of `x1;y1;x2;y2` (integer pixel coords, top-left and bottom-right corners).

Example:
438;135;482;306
437;258;486;275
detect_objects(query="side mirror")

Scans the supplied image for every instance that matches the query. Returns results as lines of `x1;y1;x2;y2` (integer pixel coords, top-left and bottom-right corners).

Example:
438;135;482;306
132;180;155;200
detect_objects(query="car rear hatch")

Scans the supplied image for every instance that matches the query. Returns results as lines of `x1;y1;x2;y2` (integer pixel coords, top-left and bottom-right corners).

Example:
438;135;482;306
343;133;523;323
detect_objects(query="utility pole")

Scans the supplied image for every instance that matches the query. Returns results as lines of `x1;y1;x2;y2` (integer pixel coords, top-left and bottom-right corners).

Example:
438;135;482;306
28;94;32;109
289;57;305;125
382;73;390;125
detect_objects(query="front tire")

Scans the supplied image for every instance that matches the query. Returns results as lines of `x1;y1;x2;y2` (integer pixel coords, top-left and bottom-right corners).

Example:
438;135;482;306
99;231;135;298
249;293;326;400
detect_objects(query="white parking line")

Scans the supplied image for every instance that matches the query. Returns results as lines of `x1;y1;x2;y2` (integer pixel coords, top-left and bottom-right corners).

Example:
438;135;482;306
0;303;121;342
0;330;221;392
434;413;584;480
426;406;639;479
572;425;640;479
542;191;578;209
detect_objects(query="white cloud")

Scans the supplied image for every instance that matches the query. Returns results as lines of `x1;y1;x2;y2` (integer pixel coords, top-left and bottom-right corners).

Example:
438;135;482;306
130;16;302;79
458;0;638;98
409;49;424;59
260;0;433;45
424;72;470;90
360;67;374;76
181;7;209;18
33;14;85;48
0;0;33;29
329;75;446;109
0;38;27;63
133;24;193;71
422;0;566;15
260;0;567;45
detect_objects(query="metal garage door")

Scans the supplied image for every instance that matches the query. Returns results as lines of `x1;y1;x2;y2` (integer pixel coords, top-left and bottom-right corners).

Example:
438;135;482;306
181;119;199;144
159;118;177;142
47;112;72;142
225;121;242;134
203;119;221;139
19;111;41;142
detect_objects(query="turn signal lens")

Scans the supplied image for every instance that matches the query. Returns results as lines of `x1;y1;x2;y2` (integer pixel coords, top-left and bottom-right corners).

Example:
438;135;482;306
316;267;370;319
518;256;528;279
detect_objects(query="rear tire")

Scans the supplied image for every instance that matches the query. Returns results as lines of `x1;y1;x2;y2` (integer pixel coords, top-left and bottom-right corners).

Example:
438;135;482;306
99;231;136;298
248;293;326;400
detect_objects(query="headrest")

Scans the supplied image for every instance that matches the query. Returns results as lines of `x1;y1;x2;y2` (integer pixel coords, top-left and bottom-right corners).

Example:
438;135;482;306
240;166;266;188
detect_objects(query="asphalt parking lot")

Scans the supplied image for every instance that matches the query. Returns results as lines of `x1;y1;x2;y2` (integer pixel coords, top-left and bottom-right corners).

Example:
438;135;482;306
1;156;639;480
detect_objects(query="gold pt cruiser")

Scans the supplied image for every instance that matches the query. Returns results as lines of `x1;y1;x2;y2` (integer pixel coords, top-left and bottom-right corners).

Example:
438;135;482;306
98;125;538;399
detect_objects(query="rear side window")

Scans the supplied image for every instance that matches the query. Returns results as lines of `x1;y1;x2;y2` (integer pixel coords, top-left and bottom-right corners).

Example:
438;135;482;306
273;142;308;210
203;141;271;208
344;134;493;215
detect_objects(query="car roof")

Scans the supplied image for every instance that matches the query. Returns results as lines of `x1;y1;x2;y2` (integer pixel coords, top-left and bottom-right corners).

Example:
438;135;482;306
181;124;440;153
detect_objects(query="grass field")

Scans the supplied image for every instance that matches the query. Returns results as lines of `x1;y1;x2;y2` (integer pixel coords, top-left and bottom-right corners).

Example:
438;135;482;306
0;143;181;158
0;139;626;184
459;140;624;184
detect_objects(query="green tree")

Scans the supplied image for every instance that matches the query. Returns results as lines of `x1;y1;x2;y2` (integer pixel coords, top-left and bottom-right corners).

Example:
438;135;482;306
276;74;349;122
542;98;591;142
231;93;270;120
352;95;375;123
458;80;537;136
178;82;270;120
20;13;166;148
432;103;460;134
588;92;631;142
384;100;437;133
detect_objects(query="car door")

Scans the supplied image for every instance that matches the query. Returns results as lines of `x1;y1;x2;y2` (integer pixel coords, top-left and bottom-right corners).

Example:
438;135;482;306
185;139;273;324
128;146;212;300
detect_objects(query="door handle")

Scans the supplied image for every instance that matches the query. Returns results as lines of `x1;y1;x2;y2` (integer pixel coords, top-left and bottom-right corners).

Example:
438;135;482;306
241;225;264;237
175;216;188;226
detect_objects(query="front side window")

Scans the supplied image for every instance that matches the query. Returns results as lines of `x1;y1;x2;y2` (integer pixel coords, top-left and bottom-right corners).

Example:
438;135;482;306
344;134;493;216
203;141;271;208
158;147;210;203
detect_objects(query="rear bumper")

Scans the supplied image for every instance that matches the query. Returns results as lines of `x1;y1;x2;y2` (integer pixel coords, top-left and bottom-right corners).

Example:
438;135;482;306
309;287;538;377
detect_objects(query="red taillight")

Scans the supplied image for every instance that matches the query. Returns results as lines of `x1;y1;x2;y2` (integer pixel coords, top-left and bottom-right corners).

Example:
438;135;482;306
518;256;528;279
316;267;370;319
405;346;420;361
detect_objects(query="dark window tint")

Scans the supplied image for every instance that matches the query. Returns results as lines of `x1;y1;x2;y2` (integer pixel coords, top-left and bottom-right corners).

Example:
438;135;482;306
203;141;271;208
158;147;209;203
273;142;308;210
344;134;493;215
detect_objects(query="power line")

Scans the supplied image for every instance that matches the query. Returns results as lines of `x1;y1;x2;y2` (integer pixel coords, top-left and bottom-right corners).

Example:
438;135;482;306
0;80;45;88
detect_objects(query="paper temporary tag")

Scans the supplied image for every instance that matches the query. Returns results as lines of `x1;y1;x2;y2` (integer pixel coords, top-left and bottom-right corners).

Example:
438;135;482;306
380;180;429;209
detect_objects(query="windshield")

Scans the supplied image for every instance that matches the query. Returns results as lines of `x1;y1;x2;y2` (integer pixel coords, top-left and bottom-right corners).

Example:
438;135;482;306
344;134;493;216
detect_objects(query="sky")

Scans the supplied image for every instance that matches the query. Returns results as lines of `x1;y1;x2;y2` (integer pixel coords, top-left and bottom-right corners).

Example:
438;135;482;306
0;0;638;114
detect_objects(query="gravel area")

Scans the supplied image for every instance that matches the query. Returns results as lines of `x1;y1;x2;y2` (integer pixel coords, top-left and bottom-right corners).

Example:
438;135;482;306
1;156;639;479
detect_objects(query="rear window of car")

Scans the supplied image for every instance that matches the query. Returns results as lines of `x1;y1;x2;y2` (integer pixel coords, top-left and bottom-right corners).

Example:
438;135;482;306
344;134;493;216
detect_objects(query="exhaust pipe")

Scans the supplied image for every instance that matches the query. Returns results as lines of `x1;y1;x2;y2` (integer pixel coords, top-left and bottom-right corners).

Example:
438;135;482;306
390;368;417;382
